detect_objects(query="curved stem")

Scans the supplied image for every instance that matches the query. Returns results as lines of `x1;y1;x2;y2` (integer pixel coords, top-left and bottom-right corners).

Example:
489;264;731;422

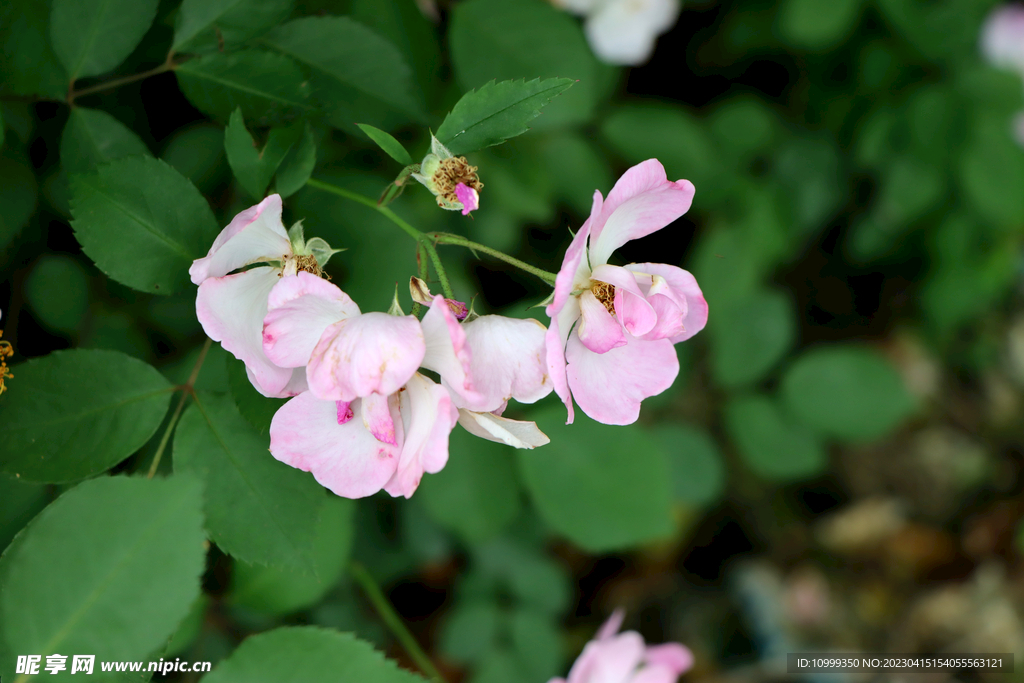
306;178;424;242
350;561;446;683
69;54;178;104
428;232;557;285
421;241;454;300
147;338;212;478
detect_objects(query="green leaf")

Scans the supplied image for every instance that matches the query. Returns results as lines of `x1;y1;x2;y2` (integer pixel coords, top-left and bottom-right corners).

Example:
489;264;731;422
509;609;562;682
161;123;228;194
229;495;354;615
0;0;67;98
275;122;316;198
0;476;205;681
710;288;795;388
49;0;159;80
959;115;1024;231
224;109;302;199
436;78;574;156
173;0;293;53
356;123;412;165
173;392;325;572
0;148;38;253
0;350;173;483
780;345;917;442
778;0;863;49
24;254;90;334
61;107;150;176
439;600;502;664
449;0;599;130
725;394;827;481
227;355;286;436
472;538;572;616
418;427;522;544
652;425;726;506
707;97;779;165
517;404;673;552
263;17;424;127
202;627;426;683
175;50;313;125
70;156;220;295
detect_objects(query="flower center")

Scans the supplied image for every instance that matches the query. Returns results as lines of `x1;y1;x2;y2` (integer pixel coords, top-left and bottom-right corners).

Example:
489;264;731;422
432;157;483;205
295;254;322;277
0;330;13;395
590;281;616;314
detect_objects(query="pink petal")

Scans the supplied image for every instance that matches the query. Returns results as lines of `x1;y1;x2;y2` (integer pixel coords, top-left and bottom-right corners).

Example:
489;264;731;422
591;264;658;338
196;266;297;398
577;290;627;354
545;298;581;425
189;195;290;284
456;315;552;413
336;400;354;424
455;182;479;215
457;409;550;449
384;373;458;498
596;608;626;640
269;392;400;499
420;295;481;405
629;664;686;683
307;313;425;402
588;160;696;267
626;263;707;343
567;632;647;683
644;644;694;675
263;272;361;368
547;208;595;320
362;391;397;445
566;332;678;425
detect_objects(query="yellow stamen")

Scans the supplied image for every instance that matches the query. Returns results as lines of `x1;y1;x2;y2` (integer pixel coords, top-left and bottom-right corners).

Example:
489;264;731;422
0;330;13;396
431;156;484;205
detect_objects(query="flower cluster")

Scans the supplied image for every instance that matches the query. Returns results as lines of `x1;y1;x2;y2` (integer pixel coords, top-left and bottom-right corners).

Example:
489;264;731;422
981;3;1024;146
551;0;680;66
551;610;694;683
191;159;706;499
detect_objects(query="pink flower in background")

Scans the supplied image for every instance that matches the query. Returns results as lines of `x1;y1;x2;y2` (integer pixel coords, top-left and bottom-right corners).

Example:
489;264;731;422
191;195;308;398
981;4;1024;73
550;610;694;683
546;159;707;425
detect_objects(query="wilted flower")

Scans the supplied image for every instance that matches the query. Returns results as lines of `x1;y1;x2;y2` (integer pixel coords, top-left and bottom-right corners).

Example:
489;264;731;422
411;135;483;214
546;159;707;425
0;309;13;396
550;609;694;683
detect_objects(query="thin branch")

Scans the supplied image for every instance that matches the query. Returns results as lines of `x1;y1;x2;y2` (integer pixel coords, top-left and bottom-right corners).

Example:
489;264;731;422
147;338;212;478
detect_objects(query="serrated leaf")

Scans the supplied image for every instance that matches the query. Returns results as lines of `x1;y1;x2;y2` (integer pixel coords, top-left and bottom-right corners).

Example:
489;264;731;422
0;0;67;98
356;123;412;165
50;0;158;80
262;16;425;127
202;627;426;683
517;404;673;552
173;392;325;572
449;0;599;130
725;394;827;482
418;427;521;544
0;350;173;483
61;107;150;176
226;355;285;436
224;109;302;199
275;122;316;198
0;476;205;682
173;0;293;54
779;345;917;442
228;496;355;615
70;156;219;295
175;50;313;126
437;78;574;156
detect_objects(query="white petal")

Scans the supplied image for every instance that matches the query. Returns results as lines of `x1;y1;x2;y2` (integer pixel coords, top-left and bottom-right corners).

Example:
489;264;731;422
189;195;291;284
457;409;550;449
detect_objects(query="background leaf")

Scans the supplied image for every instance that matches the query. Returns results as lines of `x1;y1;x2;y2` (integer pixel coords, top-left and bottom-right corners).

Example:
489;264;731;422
202;627;426;683
653;424;727;506
61;107;150;176
224;109;302;199
0;476;205;681
517;404;673;552
0;0;67;98
49;0;159;80
725;393;828;481
70;156;219;295
710;288;796;388
173;0;294;54
274;122;316;197
173;392;325;572
780;345;917;442
436;78;574;156
0;350;173;482
356;123;412;165
226;355;285;436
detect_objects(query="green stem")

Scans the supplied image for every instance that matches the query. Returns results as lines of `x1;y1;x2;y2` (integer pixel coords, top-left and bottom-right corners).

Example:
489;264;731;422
350;561;446;683
147;338;211;479
69;54;177;104
306;178;424;242
421;241;454;300
428;232;557;286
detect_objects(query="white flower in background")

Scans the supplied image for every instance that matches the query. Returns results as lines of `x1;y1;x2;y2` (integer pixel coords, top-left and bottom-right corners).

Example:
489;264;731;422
553;0;681;66
981;4;1024;148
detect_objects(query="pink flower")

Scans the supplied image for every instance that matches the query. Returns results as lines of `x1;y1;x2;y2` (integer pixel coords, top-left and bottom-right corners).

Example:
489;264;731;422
550;610;694;683
981;4;1024;74
455;182;479;216
546;159;707;425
